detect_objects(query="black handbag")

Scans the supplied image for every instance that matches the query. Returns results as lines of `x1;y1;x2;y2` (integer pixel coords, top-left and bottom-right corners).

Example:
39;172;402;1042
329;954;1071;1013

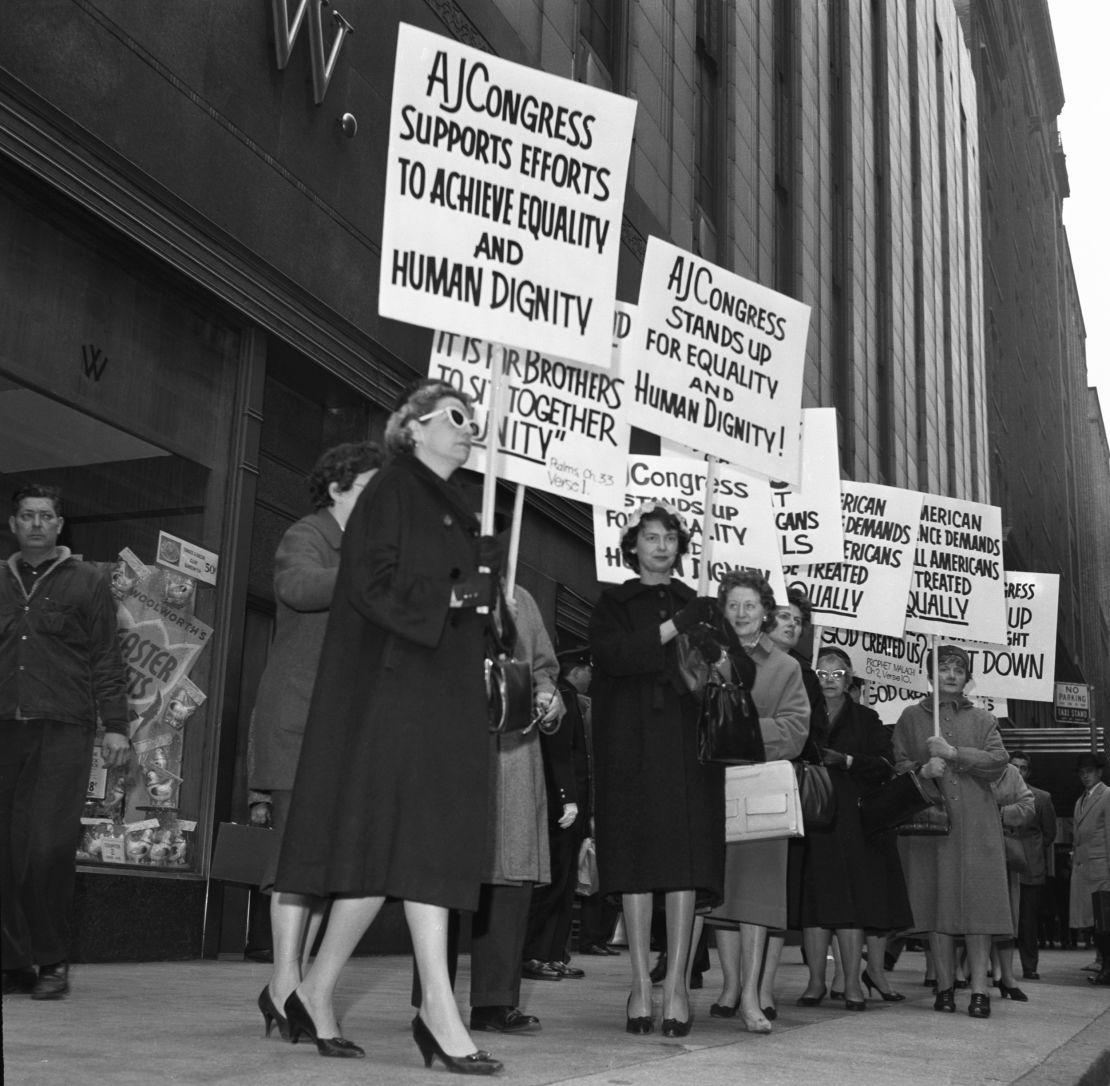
485;585;534;735
696;660;765;765
858;769;942;837
794;762;837;831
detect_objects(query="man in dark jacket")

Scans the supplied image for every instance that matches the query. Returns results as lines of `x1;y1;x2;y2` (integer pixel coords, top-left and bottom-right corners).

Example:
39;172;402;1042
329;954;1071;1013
1;483;130;999
1009;750;1057;980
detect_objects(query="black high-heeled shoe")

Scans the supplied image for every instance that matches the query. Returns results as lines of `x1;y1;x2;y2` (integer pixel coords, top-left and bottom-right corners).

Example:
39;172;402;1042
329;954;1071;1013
830;988;845;1000
661;1017;692;1037
258;986;291;1041
412;1015;503;1075
997;984;1027;1002
795;986;827;1007
861;970;905;1002
843;998;867;1012
762;1005;778;1021
284;991;365;1058
709;999;739;1018
933;987;956;1013
626;995;654;1034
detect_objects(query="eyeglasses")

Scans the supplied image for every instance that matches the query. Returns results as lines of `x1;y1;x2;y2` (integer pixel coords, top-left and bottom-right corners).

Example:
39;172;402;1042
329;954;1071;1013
15;511;59;525
418;406;478;436
815;669;848;681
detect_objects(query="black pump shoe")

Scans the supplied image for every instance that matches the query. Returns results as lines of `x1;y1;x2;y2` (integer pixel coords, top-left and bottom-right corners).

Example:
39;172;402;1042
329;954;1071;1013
626;996;653;1034
862;970;905;1002
258;986;291;1041
795;986;827;1007
933;987;956;1013
967;993;991;1019
997;984;1028;1002
661;1017;692;1037
284;991;365;1058
709;999;739;1018
412;1015;503;1075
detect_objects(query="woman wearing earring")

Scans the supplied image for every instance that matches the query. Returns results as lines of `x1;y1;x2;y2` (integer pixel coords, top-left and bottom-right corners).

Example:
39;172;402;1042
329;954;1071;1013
589;503;723;1037
273;379;504;1074
704;571;809;1035
795;647;912;1010
893;645;1010;1019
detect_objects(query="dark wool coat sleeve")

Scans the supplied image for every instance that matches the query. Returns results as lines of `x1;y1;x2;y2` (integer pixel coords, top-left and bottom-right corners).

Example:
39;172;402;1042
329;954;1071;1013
274;457;490;911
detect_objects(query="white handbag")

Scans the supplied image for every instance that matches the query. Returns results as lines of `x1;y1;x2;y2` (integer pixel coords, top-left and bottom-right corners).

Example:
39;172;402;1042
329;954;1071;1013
724;760;804;843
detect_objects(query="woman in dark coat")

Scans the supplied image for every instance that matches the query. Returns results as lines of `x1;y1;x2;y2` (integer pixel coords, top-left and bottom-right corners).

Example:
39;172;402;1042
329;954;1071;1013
589;503;722;1037
249;441;381;1036
273;379;503;1074
796;647;912;1009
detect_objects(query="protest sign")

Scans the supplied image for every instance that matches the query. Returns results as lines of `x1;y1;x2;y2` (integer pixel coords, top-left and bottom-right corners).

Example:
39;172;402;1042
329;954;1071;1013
868;682;1007;727
784;482;923;636
817;627;931;693
427;304;631;507
906;494;1006;643
948;572;1059;701
626;237;810;481
380;22;636;367
770;408;843;564
593;453;786;600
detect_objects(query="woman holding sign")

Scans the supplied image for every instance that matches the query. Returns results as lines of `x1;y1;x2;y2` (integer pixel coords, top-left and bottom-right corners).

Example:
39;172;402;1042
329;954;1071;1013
589;503;723;1037
893;645;1010;1019
274;380;504;1073
703;571;810;1034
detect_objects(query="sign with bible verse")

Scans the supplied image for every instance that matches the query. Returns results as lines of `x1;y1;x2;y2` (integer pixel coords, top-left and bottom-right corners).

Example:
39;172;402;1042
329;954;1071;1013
381;22;636;367
817;627;932;693
770;408;844;564
948;572;1059;701
627;237;810;482
906;495;1006;643
871;685;1007;727
784;482;923;636
592;454;787;601
427;304;632;508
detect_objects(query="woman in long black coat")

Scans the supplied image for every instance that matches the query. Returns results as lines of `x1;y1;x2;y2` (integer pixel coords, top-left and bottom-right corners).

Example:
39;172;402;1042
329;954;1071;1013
796;647;912;1008
273;379;502;1074
589;503;722;1037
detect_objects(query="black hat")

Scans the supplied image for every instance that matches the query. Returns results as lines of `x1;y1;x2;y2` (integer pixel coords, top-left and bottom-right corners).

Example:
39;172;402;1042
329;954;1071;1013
1076;752;1106;771
557;646;592;670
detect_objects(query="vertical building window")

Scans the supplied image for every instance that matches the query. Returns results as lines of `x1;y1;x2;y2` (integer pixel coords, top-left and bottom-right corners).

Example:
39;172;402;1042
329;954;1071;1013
694;0;723;259
908;3;928;488
829;0;853;473
774;0;796;297
577;0;623;91
961;107;981;501
872;0;894;483
935;27;956;495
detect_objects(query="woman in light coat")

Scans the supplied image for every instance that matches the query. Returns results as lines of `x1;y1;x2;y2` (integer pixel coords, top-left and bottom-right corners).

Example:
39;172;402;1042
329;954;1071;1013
893;645;1010;1019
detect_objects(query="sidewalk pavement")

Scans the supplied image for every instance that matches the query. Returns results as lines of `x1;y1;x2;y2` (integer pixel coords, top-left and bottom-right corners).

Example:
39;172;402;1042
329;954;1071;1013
4;947;1109;1086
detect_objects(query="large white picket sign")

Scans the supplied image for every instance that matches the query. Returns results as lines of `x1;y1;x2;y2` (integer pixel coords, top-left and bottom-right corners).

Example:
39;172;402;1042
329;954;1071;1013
906;495;1006;643
593;454;786;600
817;627;931;693
627;238;810;482
870;685;1008;727
783;482;923;637
427;305;632;508
770;408;843;565
949;572;1059;702
381;23;636;367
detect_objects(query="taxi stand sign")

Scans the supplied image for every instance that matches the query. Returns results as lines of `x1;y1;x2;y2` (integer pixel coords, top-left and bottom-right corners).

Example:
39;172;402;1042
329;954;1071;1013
1054;682;1092;724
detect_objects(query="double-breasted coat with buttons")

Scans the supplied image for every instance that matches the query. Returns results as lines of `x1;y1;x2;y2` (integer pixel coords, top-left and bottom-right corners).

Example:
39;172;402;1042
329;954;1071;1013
589;578;725;905
275;453;490;912
893;696;1011;935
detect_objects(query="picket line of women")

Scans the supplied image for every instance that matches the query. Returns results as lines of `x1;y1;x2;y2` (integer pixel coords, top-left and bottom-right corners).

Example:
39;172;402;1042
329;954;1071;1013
247;379;1083;1078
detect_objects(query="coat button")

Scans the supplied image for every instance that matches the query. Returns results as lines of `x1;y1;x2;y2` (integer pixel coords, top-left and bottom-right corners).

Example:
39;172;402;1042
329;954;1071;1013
443;515;453;527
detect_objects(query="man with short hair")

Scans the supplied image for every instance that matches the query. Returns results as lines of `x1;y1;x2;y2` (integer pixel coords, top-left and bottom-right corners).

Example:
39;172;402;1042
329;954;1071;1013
1;483;130;999
1008;750;1057;980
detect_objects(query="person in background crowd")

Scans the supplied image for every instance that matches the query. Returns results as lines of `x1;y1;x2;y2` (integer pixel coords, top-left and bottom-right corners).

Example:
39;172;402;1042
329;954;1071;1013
1;483;131;1000
272;380;504;1073
701;571;809;1035
797;647;912;1010
523;645;591;981
248;441;382;1033
990;760;1035;1000
893;645;1011;1019
589;503;724;1038
1007;750;1057;980
1069;753;1110;986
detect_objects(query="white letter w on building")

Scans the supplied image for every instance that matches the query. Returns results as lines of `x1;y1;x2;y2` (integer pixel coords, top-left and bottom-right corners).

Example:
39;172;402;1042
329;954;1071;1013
271;0;354;105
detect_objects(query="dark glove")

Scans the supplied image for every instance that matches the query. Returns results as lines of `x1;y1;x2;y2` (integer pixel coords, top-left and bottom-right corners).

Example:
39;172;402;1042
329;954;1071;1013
685;622;725;663
478;534;504;575
452;571;494;609
821;749;849;768
672;596;719;632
